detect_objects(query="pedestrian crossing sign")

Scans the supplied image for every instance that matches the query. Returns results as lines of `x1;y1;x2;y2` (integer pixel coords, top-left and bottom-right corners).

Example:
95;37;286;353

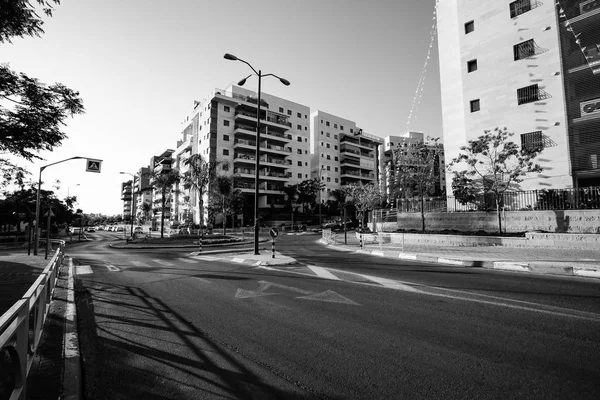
86;159;102;173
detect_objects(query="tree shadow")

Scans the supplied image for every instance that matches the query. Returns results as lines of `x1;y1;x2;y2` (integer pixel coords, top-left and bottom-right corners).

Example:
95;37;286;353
75;279;330;399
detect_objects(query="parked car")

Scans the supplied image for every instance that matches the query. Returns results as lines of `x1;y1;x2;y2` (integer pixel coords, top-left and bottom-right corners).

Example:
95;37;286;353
87;227;96;233
133;226;144;234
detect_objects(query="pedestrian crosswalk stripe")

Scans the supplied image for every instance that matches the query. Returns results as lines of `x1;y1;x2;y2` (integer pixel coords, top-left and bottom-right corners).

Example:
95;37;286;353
75;265;93;275
131;260;151;268
192;256;218;261
176;258;197;264
151;259;174;266
306;265;341;280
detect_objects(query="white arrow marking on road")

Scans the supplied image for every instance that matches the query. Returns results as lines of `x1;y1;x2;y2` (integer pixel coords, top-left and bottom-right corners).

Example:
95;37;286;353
75;265;92;275
151;259;174;266
106;265;120;272
235;288;276;299
257;281;312;295
297;290;360;305
306;265;341;280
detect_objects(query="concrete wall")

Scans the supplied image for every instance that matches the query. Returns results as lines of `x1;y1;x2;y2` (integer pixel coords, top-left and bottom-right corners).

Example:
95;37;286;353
379;210;600;234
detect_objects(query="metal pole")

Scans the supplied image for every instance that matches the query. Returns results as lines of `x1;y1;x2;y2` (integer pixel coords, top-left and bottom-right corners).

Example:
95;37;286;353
45;208;51;259
272;238;275;258
130;180;135;237
34;167;43;255
253;70;262;255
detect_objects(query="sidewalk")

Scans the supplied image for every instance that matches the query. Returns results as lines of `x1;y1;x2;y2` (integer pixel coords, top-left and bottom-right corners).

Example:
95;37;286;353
322;233;600;278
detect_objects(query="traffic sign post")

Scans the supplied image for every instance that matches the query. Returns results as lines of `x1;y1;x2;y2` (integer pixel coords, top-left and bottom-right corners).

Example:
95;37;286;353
269;227;279;259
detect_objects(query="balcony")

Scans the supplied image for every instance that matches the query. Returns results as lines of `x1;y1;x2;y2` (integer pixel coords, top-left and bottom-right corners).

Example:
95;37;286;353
340;158;360;167
233;110;292;130
561;0;600;22
260;142;291;156
234;124;290;143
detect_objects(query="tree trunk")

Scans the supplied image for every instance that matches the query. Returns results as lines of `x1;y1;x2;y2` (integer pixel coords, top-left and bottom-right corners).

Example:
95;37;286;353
420;195;425;232
198;190;204;243
496;195;502;234
222;196;226;235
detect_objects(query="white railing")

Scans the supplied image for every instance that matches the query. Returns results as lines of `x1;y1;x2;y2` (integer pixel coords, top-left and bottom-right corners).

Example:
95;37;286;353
0;240;65;400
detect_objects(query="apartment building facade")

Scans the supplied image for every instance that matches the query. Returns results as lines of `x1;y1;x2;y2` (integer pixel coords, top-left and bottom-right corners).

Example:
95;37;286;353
380;132;446;202
310;111;383;202
120;180;132;220
149;149;174;229
437;0;600;195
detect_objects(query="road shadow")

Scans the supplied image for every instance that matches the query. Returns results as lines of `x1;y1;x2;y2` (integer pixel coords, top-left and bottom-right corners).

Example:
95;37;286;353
75;278;329;399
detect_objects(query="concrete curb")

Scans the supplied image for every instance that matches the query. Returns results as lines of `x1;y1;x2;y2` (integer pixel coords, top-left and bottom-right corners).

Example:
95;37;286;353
322;240;600;279
229;256;300;267
62;257;81;400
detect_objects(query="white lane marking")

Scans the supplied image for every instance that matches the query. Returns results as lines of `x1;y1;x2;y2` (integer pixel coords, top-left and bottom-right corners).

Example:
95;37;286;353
398;253;418;260
131;260;151;267
235;288;276;298
232;258;246;263
192;256;219;261
64;332;80;358
493;262;530;272
358;274;423;293
106;264;120;272
75;265;92;275
297;290;360;305
151;259;175;266
306;265;341;280
176;258;197;264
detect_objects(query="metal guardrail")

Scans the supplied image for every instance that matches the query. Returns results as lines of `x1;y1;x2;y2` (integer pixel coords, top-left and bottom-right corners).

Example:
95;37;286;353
0;240;65;400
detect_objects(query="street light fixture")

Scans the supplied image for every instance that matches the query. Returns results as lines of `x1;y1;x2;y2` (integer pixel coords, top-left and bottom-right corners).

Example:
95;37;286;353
224;52;290;255
120;172;137;237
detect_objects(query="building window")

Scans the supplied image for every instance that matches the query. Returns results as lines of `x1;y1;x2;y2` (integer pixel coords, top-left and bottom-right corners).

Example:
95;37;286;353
470;99;481;112
326;121;330;126
520;130;544;151
514;39;535;60
340;125;344;131
327;155;331;160
297;161;302;166
287;109;292;116
517;84;539;105
286;147;292;152
305;150;308;154
224;120;230;126
334;135;338;139
305;162;308;166
464;20;474;34
305;138;308;142
222;164;229;171
327;166;331;171
224;105;230;112
297;124;302;130
335;167;338;172
334;124;338;128
334;145;338;150
297;149;302;154
467;59;478;73
223;135;229;141
321;131;324;135
305;127;308;131
334;156;338;161
326;132;330;137
223;149;229;155
326;143;330;148
350;129;353;134
297;112;302;118
298;173;302;178
297;136;302;142
305;114;308;119
510;0;532;18
335;178;339;183
279;107;284;113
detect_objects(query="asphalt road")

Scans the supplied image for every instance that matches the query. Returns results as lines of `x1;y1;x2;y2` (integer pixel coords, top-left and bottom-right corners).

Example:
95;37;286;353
67;231;600;399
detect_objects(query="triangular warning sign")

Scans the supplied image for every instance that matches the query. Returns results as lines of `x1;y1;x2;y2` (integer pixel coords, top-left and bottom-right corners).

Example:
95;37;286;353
86;159;102;173
296;290;360;305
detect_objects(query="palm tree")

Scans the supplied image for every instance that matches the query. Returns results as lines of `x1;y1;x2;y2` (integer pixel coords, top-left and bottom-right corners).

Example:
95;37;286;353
148;169;180;238
181;154;220;238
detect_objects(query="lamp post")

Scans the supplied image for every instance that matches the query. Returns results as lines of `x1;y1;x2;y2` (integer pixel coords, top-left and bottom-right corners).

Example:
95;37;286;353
318;165;325;229
34;156;85;255
224;53;290;255
120;172;137;237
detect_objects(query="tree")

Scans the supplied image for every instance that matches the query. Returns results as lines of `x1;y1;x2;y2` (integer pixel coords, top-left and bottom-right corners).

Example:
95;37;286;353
343;182;385;229
144;169;180;238
297;178;323;214
181;155;221;229
448;127;543;233
282;184;299;226
210;174;243;234
1;0;84;185
389;137;443;231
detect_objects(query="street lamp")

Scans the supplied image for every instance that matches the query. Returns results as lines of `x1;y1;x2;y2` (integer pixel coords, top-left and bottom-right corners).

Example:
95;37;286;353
120;172;137;237
318;165;325;229
224;52;290;255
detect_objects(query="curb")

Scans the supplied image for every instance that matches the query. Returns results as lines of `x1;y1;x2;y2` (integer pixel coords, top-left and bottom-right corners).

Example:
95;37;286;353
59;257;81;400
230;256;300;267
322;240;600;279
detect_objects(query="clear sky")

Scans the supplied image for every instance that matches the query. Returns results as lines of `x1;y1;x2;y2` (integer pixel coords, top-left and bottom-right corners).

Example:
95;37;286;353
3;0;441;216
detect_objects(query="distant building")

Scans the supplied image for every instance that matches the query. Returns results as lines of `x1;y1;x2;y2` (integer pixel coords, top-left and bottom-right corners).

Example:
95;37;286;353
437;0;600;192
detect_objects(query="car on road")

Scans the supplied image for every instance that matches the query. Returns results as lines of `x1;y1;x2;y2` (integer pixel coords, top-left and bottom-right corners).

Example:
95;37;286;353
87;227;96;233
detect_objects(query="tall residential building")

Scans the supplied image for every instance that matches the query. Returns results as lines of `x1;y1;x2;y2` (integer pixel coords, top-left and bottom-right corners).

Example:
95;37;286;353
309;111;383;202
179;85;310;224
135;166;151;224
438;0;600;193
120;180;133;220
380;132;446;202
149;149;174;229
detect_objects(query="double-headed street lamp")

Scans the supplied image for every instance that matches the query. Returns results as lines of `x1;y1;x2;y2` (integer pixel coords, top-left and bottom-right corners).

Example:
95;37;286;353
224;53;290;255
120;172;137;237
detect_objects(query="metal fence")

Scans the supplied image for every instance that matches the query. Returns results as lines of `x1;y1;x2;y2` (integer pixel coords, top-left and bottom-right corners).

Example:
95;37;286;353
394;187;600;213
0;240;65;400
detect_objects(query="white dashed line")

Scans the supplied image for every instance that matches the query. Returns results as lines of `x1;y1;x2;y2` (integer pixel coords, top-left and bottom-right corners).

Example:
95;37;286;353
192;256;219;261
75;265;92;275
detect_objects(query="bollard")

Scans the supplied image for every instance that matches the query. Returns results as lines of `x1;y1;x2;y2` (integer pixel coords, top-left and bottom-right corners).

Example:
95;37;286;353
272;238;275;258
